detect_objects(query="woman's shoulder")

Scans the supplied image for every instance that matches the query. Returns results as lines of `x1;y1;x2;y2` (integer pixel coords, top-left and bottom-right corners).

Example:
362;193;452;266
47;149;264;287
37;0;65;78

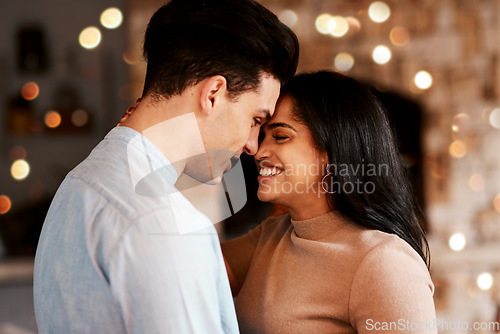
351;229;431;284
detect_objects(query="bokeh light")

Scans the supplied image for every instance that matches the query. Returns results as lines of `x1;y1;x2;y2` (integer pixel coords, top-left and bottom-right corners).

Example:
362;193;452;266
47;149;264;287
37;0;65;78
279;9;298;28
449;233;466;251
469;174;485;192
71;109;89;127
21;82;39;100
45;111;62;128
11;159;30;181
345;17;361;33
122;51;139;65
372;45;392;64
330;16;349;37
79;26;102;49
477;272;493;291
494;194;500;213
100;7;123;29
368;1;391;23
334;53;355;72
489;108;500;129
451;113;470;134
0;195;12;215
9;146;27;162
414;71;433;90
449;140;467;158
315;14;335;34
390;27;410;46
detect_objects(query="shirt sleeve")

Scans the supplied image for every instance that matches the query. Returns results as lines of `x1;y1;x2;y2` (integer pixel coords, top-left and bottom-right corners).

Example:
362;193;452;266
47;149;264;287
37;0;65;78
221;222;263;296
348;235;437;334
106;210;237;334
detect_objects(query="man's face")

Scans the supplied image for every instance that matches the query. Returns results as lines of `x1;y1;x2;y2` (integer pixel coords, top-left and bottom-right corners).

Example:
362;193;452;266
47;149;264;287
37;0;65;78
186;75;281;184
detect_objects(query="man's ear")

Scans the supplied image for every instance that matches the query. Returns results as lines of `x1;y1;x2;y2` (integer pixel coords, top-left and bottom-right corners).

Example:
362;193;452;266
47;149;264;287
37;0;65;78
200;75;228;115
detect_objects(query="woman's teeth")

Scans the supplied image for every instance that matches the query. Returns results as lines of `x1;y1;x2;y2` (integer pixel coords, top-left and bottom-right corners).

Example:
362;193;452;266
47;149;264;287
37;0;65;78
259;167;282;176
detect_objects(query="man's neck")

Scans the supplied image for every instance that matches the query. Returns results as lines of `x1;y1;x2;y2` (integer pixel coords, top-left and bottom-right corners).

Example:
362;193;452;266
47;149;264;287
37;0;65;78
121;95;206;178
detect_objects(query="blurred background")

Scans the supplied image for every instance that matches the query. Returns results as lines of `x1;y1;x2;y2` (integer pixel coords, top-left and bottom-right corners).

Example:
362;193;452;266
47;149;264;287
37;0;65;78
0;0;499;333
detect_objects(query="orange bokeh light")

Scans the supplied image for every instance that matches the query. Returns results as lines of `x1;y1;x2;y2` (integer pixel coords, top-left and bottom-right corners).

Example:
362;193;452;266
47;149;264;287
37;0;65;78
22;82;40;100
390;27;410;46
449;140;467;158
45;111;62;128
469;174;484;192
494;195;500;213
0;195;12;214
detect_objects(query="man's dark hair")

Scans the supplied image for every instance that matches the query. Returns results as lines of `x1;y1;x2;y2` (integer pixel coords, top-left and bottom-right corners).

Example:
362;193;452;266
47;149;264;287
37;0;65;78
142;0;299;100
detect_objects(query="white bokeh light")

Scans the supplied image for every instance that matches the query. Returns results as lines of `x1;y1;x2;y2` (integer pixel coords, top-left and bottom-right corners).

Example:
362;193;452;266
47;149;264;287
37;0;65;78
334;53;355;72
414;71;433;90
448;233;466;251
315;14;335;34
279;9;298;28
79;26;102;49
489;108;500;129
477;272;493;291
372;45;391;64
330;16;349;37
368;1;391;23
11;159;30;181
100;7;123;29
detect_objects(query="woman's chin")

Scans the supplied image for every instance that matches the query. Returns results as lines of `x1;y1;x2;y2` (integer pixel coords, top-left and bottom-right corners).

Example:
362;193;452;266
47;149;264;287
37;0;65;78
257;188;277;204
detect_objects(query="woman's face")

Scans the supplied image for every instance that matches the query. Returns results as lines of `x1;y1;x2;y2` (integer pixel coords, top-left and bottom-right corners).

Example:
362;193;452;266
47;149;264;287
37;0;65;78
255;95;330;217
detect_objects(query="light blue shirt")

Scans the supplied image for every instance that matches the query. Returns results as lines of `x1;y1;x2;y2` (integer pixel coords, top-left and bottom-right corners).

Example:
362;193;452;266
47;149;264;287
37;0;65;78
34;126;239;333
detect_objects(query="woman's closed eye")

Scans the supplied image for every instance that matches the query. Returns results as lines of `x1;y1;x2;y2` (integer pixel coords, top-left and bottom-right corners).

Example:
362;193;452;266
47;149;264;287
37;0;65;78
273;133;290;142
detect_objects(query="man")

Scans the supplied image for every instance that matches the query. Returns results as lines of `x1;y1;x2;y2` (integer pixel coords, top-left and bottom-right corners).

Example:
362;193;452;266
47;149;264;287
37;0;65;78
33;0;298;333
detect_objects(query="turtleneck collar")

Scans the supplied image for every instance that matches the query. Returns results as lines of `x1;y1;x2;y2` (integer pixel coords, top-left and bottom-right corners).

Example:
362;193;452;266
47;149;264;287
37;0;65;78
290;210;349;241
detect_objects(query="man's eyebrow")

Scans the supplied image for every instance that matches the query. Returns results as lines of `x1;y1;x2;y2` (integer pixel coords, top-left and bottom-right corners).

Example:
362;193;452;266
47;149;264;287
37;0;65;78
265;122;297;132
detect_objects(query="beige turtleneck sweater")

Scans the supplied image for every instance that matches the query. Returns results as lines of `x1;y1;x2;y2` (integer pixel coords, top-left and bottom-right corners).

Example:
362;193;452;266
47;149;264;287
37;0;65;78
222;211;437;334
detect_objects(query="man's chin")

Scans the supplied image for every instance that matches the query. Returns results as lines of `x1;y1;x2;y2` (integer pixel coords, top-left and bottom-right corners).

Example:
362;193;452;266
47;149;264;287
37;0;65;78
184;170;224;185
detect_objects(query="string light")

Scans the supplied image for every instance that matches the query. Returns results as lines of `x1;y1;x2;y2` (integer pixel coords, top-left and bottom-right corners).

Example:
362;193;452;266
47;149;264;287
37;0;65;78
489;108;500;129
334;53;355;72
11;159;30;181
414;71;433;90
0;195;12;215
315;14;335;34
449;233;466;251
79;26;102;49
494;194;500;213
390;27;410;46
477;272;493;291
100;7;123;29
372;45;391;64
45;111;62;128
22;82;39;100
469;174;484;192
71;109;89;127
330;16;349;37
345;17;361;33
368;1;391;23
449;140;467;158
279;9;298;28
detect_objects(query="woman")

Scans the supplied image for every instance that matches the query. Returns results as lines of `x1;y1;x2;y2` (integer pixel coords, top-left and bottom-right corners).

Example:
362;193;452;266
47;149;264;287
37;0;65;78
222;71;436;333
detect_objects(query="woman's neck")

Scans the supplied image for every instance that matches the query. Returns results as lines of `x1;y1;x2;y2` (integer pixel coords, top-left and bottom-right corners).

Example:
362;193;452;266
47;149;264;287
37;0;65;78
285;199;332;221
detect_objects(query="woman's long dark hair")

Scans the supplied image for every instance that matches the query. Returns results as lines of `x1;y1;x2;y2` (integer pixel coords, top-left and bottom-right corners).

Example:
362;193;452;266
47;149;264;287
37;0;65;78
281;71;430;268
